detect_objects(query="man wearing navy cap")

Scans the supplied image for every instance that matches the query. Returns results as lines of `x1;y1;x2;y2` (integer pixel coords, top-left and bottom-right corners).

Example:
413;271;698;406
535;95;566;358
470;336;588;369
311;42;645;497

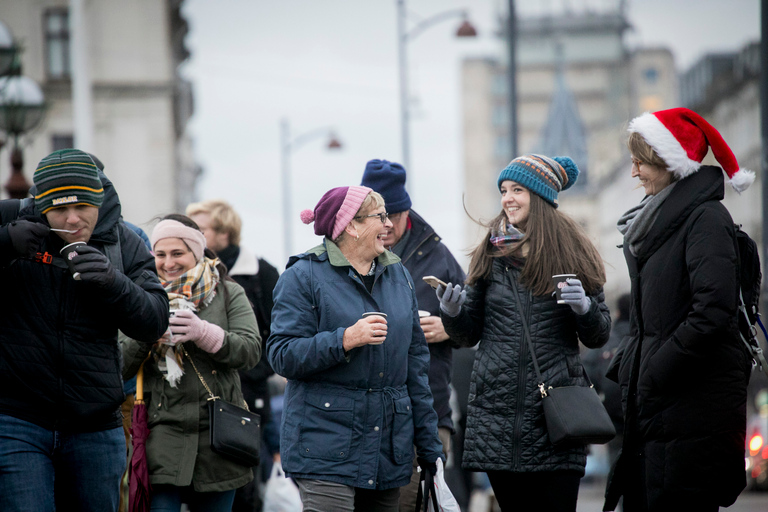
361;159;465;511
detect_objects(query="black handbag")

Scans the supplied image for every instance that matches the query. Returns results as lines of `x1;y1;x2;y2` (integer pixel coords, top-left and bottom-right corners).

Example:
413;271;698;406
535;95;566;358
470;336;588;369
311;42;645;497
511;279;616;449
182;346;262;467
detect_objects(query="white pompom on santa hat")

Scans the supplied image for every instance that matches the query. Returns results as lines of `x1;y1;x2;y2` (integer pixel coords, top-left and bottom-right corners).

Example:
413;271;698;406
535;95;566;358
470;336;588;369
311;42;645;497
628;107;755;193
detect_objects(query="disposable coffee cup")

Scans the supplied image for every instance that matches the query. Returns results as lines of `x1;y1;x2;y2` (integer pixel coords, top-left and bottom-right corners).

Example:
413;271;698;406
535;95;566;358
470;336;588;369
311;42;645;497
418;310;431;318
552;274;577;304
362;312;387;345
60;242;86;280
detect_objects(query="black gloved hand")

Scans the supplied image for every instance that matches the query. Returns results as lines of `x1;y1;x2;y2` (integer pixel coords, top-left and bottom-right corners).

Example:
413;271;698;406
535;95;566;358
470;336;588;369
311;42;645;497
70;245;118;291
7;219;50;257
417;457;438;476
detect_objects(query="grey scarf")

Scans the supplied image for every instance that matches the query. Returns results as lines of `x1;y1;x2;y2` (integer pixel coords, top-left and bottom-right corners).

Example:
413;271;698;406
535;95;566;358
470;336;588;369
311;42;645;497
617;183;676;257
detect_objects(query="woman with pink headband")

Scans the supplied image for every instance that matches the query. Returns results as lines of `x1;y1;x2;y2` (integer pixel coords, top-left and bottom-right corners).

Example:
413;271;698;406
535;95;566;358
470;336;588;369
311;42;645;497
121;214;260;511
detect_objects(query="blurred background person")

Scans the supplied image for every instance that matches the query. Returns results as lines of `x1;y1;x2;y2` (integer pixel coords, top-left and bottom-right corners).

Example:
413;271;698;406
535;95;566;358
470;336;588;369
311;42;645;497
605;108;753;512
438;155;611;512
187;199;280;512
268;185;444;512
121;214;261;512
359;159;465;511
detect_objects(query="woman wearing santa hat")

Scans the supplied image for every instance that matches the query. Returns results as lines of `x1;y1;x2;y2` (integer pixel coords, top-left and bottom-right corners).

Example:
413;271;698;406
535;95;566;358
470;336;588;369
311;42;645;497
604;108;754;511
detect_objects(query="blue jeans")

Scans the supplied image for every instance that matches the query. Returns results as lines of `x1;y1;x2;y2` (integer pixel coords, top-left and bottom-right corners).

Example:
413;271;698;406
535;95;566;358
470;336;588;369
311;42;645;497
0;413;126;512
150;485;236;512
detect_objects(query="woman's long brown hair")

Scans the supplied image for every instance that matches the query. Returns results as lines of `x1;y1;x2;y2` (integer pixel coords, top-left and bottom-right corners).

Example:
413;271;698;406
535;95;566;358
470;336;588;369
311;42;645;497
465;193;606;296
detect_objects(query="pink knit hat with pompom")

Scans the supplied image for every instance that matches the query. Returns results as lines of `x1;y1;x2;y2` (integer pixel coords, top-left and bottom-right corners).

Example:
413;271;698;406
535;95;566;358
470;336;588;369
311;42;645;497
300;186;372;240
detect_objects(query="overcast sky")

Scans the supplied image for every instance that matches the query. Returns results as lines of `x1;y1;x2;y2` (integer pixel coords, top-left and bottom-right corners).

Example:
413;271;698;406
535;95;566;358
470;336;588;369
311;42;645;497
180;0;760;269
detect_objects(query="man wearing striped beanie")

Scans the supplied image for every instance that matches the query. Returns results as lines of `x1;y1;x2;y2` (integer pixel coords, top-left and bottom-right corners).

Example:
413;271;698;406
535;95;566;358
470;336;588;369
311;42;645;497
0;148;169;511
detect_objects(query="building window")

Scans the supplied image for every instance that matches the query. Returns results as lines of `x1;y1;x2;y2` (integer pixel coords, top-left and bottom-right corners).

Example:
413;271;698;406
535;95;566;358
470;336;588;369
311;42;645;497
494;136;510;159
44;9;70;79
492;74;507;98
492;106;508;127
643;67;659;85
51;135;74;151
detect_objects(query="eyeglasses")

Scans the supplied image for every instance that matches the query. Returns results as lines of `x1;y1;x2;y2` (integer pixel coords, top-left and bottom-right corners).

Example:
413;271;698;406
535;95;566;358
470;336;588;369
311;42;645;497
631;157;643;168
354;212;389;224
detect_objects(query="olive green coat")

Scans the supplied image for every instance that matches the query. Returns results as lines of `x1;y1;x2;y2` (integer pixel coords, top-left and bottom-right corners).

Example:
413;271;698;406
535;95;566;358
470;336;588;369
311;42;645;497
122;280;261;492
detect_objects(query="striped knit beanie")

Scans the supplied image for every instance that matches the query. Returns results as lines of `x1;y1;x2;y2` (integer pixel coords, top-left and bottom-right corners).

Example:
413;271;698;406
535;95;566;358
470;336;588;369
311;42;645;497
34;149;104;214
497;154;579;208
300;186;372;240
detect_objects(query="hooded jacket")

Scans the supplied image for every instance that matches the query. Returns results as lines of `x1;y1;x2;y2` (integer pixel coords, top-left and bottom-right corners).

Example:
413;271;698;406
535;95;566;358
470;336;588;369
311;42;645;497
604;166;750;509
443;258;611;474
0;173;169;432
267;239;443;490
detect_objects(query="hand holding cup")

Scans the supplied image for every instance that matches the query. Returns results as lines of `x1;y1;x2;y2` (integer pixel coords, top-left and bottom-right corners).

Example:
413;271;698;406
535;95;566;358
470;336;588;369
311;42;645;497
343;312;388;351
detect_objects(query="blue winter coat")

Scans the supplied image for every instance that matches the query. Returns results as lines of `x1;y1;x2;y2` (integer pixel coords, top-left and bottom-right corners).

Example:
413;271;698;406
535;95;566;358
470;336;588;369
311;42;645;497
267;239;443;490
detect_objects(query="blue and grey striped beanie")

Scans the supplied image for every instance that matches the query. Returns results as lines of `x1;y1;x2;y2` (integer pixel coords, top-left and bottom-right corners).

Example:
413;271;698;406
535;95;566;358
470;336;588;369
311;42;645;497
497;154;579;208
34;149;104;214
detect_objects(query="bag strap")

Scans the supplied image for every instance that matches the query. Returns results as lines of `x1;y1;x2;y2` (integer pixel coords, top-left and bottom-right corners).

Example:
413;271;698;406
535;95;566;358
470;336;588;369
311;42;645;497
179;344;253;410
738;289;768;377
179;344;219;401
510;277;547;397
414;467;439;512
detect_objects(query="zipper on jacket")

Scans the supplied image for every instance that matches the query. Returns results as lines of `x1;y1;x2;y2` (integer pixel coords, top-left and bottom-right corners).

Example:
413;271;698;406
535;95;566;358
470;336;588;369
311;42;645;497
509;269;528;471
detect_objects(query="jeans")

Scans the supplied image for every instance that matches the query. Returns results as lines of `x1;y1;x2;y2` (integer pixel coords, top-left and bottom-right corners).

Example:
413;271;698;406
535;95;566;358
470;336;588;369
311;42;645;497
0;413;126;512
150;485;236;512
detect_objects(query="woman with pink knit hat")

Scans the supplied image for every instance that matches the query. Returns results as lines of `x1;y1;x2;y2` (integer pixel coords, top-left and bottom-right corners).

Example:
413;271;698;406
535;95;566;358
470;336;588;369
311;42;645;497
121;214;261;511
267;186;444;511
605;108;753;511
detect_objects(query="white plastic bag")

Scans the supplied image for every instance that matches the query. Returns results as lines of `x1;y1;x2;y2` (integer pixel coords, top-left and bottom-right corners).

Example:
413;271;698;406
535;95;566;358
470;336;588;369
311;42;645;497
426;458;461;512
263;461;303;512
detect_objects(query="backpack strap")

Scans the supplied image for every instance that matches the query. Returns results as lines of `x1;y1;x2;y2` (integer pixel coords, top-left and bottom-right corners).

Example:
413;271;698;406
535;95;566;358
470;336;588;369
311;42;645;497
103;225;124;274
739;289;768;377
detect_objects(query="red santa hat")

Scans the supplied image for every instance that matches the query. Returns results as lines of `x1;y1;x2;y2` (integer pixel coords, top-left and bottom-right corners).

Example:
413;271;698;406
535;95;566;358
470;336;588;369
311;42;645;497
628;107;754;193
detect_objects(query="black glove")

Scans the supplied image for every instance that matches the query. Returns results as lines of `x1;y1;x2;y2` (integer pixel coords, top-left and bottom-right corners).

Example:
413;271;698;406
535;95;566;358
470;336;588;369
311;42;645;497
417;457;437;476
70;245;118;291
7;219;50;257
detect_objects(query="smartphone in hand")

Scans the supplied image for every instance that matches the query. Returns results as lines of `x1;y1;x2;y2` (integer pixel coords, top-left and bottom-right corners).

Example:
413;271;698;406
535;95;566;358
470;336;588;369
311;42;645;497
422;276;447;289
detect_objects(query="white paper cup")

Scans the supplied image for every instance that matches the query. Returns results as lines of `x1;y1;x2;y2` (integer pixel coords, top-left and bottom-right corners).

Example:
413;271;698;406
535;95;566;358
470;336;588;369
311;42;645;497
363;312;387;345
60;241;86;280
552;274;577;304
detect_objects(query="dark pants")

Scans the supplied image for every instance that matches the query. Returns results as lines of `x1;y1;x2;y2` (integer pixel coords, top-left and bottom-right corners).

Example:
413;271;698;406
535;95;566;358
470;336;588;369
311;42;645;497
487;470;581;512
0;414;125;512
622;452;720;512
296;478;400;512
150;485;236;512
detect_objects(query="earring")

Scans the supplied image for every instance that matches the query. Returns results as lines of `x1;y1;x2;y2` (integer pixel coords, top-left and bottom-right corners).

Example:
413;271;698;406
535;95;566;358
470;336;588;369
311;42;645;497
355;235;359;241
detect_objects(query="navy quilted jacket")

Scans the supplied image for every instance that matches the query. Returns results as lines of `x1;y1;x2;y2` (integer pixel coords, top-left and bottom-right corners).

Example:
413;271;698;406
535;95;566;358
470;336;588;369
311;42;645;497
443;258;610;474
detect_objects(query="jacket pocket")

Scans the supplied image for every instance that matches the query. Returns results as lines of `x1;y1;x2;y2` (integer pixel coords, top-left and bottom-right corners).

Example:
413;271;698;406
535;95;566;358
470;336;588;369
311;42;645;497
299;393;355;460
390;396;415;464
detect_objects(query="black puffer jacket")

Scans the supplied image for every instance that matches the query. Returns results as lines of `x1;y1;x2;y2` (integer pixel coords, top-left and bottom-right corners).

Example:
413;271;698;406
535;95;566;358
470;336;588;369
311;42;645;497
605;167;750;509
0;176;169;433
443;258;611;473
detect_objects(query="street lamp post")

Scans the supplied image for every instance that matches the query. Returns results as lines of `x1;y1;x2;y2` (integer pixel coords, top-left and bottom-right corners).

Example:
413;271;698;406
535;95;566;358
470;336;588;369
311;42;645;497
0;25;46;200
280;118;342;263
396;0;476;193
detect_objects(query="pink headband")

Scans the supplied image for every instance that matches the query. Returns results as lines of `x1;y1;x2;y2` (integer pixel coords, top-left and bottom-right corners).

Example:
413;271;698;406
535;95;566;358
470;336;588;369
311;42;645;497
150;220;207;262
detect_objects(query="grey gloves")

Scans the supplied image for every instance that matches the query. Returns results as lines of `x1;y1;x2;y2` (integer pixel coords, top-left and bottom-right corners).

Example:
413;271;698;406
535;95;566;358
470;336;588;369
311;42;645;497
7;219;50;257
436;283;466;317
560;278;591;315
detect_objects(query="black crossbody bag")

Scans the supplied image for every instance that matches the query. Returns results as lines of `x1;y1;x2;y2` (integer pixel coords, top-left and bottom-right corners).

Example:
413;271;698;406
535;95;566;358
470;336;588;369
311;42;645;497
182;345;262;467
511;279;616;448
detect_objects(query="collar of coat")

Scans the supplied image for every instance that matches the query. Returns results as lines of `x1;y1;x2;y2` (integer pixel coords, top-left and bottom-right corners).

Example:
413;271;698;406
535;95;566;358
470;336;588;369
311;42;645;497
299;238;402;270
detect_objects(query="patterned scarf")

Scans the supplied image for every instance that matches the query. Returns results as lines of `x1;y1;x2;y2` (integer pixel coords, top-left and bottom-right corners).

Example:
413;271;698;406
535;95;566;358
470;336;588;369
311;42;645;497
490;219;525;247
156;257;220;386
163;256;220;311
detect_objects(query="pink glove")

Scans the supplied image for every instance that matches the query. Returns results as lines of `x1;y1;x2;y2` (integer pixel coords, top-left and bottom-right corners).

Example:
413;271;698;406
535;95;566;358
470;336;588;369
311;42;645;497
169;310;225;353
